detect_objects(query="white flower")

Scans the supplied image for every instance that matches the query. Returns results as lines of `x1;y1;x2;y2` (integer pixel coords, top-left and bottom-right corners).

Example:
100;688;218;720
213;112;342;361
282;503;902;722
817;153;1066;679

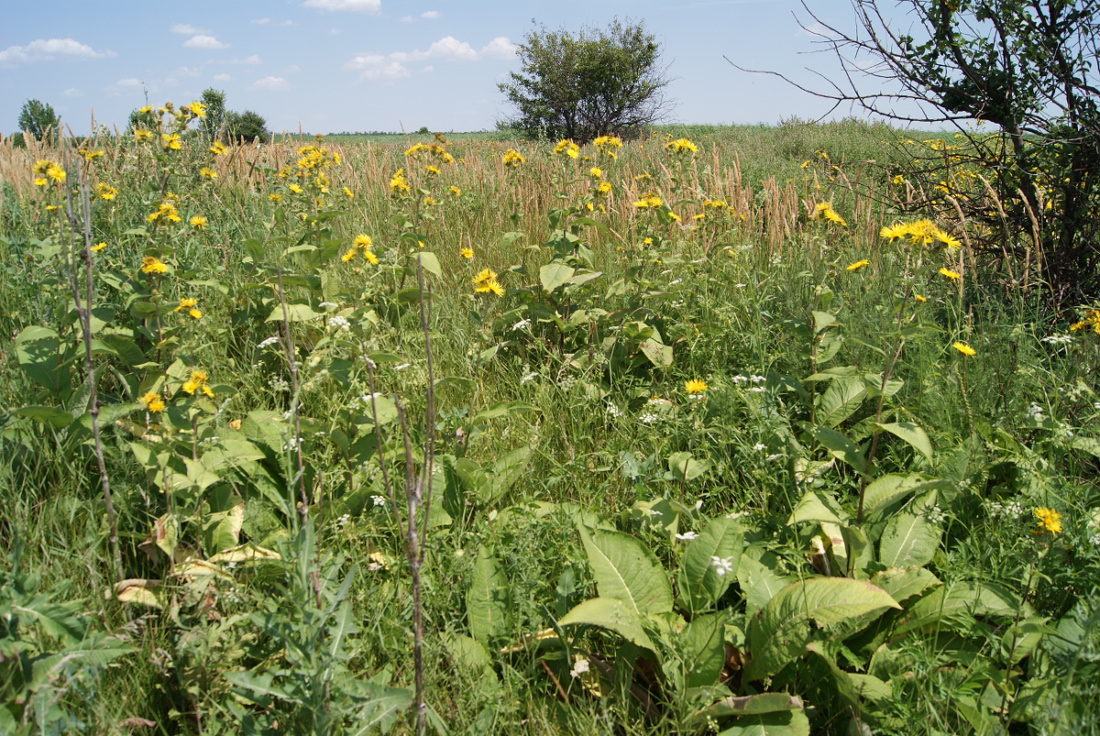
371;494;387;507
569;658;591;678
675;531;699;540
511;318;531;332
1041;334;1073;345
258;335;281;349
328;315;350;331
394;363;410;371
753;443;766;451
732;375;748;384
319;301;339;309
606;404;623;418
747;387;766;393
750;374;766;384
669;278;682;285
735;283;746;288
521;372;538;384
640;412;659;424
1026;403;1045;420
765;453;783;462
710;556;734;576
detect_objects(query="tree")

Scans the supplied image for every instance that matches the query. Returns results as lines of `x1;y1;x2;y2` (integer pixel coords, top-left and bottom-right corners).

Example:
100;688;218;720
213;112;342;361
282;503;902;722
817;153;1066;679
226;110;269;143
498;19;671;143
766;0;1100;304
199;88;228;141
17;99;60;142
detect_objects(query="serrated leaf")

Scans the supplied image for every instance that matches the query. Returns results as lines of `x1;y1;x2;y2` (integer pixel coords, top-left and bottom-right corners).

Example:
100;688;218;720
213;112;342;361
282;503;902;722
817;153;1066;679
467;546;512;644
579;526;673;616
677;517;742;613
745;578;900;681
558;597;657;652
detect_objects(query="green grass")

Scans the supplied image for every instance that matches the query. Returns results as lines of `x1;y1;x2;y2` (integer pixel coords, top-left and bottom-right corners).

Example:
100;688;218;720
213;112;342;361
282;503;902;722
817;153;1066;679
1;119;1098;736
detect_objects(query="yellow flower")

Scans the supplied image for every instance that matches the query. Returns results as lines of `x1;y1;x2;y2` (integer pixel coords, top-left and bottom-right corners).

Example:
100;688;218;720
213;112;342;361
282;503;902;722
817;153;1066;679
475;278;504;296
343;187;354;198
91;242;107;252
46;164;66;183
390;168;410;195
210;141;227;155
952;341;976;356
892;174;906;185
181;369;215;398
344;234;379;264
425;165;441;176
199;167;218;179
846;259;870;272
449;185;462;196
939;267;961;281
139;391;165;413
597;181;612;195
133;128;153;141
139;105;153;114
34;177;47;187
423;196;436;206
287;184;304;194
96;183;118;200
353;234;373;249
684;379;708;395
459;247;474;259
188;100;207;118
811;202;846;227
162;133;182;151
665;138;698;154
188;308;203;319
473;268;497;285
79;148;105;161
553;139;580;158
174;297;198;312
1032;507;1062;534
502;149;525;167
593;135;622;150
633;193;663;208
140;256;168;274
190;215;207;230
589;167;603;179
915;294;927;303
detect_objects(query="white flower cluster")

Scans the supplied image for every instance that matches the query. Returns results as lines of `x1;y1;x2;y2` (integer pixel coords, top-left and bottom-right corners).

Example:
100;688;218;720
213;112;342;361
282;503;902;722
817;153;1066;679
258;335;281;349
328;315;350;331
987;500;1024;519
710;556;735;576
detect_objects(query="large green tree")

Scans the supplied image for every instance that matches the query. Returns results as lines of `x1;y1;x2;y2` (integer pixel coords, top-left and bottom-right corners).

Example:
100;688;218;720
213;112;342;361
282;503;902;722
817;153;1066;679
787;0;1100;304
17;99;60;142
498;19;671;143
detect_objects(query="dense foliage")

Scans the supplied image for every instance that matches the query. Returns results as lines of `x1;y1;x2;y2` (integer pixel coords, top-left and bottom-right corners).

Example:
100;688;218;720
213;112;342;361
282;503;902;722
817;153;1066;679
14;98;60;145
498;19;670;142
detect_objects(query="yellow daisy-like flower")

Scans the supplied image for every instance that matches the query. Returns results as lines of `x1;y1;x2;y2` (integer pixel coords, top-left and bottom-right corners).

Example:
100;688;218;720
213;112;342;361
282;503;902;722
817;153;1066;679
423;196;436;206
343;187;354;198
181;369;215;398
353;234;373;249
589;167;603;179
915;294;927;303
596;181;612;195
684;378;708;395
268;193;282;202
1032;507;1062;534
190;215;207;230
140;256;168;274
473;268;496;285
475;278;505;296
96;183;118;200
425;165;441;176
553;139;580;158
199;167;218;179
139;391;166;413
593;135;622;150
188;308;203;319
162;133;182;151
952;341;976;356
449;185;462;197
390;168;410;196
459;247;474;259
939;267;961;281
811;202;846;227
665;138;698;154
79;148;105;161
34;177;47;187
633;194;663;208
287;184;304;194
188;100;207;118
210;141;227;155
46;164;66;183
139;105;153;114
174;297;198;311
133;128;153;141
91;242;107;252
502;149;525;167
847;259;870;272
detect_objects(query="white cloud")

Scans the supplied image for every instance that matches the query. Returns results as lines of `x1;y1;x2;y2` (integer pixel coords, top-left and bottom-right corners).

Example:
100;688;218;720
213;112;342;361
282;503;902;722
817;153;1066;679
213;73;232;81
421;11;440;19
283;65;300;73
229;54;263;65
399;15;414;22
302;0;380;12
171;24;207;34
252;17;273;24
252;18;296;26
184;35;231;49
63;87;83;97
251;76;290;91
0;38;116;67
345;35;512;82
480;37;516;59
116;78;143;88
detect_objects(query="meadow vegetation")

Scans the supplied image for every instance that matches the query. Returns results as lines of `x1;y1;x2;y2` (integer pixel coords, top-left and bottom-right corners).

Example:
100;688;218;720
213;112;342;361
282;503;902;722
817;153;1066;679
1;108;1098;736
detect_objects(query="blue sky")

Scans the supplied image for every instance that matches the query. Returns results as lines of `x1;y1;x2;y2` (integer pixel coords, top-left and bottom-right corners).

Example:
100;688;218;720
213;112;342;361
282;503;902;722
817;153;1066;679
1;0;892;136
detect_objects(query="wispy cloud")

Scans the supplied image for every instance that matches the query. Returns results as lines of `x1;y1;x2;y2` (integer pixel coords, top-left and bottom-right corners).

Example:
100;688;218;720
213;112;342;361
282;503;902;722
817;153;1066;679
252;18;296;26
171;24;208;35
0;38;116;67
345;35;515;81
421;11;440;19
251;76;290;91
302;0;381;13
183;35;231;49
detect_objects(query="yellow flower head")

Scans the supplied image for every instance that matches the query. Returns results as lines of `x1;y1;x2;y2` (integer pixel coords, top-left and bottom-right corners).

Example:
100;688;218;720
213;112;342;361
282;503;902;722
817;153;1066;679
188;100;207;118
353;234;373;249
210;141;227;155
139;391;166;413
474;278;504;296
182;369;215;398
502;149;525;167
473;268;497;285
343;187;354;198
390;168;410;196
1033;507;1062;534
449;185;462;197
811;202;846;227
140;256;168;274
952;341;976;356
553;139;580;158
939;267;961;281
162;133;182;151
91;242;108;252
133;128;153;141
633;193;663;208
684;378;708;395
665;138;698;154
597;181;612;195
96;183;118;200
190;215;207;230
199;167;218;179
847;259;870;272
174;297;198;312
459;247;474;259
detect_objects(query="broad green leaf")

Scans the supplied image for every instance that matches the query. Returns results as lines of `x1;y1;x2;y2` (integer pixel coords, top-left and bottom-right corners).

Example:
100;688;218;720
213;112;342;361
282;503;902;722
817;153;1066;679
413;251;441;277
878;491;941;568
478;444;533;504
467;546;512;644
558;597;657;652
443;634;493;674
875;421;933;464
265;303;322;322
895;581;1022;637
871;567;941;605
862;474;950;520
786;490;849;526
694;693;804;720
13;405;73;428
579;526;673;615
469;401;539;426
816;375;867;428
202;503;245;555
811;311;837;335
677;517;742;612
345;686;413;736
681;613;727;688
668;452;708;482
640;336;674;368
718;710;810;736
540;262;575;293
737;553;795;615
805;425;866;474
745;578;900;681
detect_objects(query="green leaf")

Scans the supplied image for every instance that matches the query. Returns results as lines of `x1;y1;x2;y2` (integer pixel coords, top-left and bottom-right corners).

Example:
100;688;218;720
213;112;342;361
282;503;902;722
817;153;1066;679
12;405;73;428
895;581;1022;637
469;401;539;426
479;445;533;504
579;526;673;616
265;303;322;322
540;262;575;293
696;693;805;720
874;421;933;464
786;490;849;526
640;336;674;368
745;578;900;681
862;474;950;520
677;517;742;612
737;553;794;616
681;613;727;688
878;491;942;568
413;251;442;277
805;425;866;474
816;375;867;428
558;597;657;652
202;503;245;555
870;567;941;605
466;546;512;644
668;452;708;482
718;710;810;736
